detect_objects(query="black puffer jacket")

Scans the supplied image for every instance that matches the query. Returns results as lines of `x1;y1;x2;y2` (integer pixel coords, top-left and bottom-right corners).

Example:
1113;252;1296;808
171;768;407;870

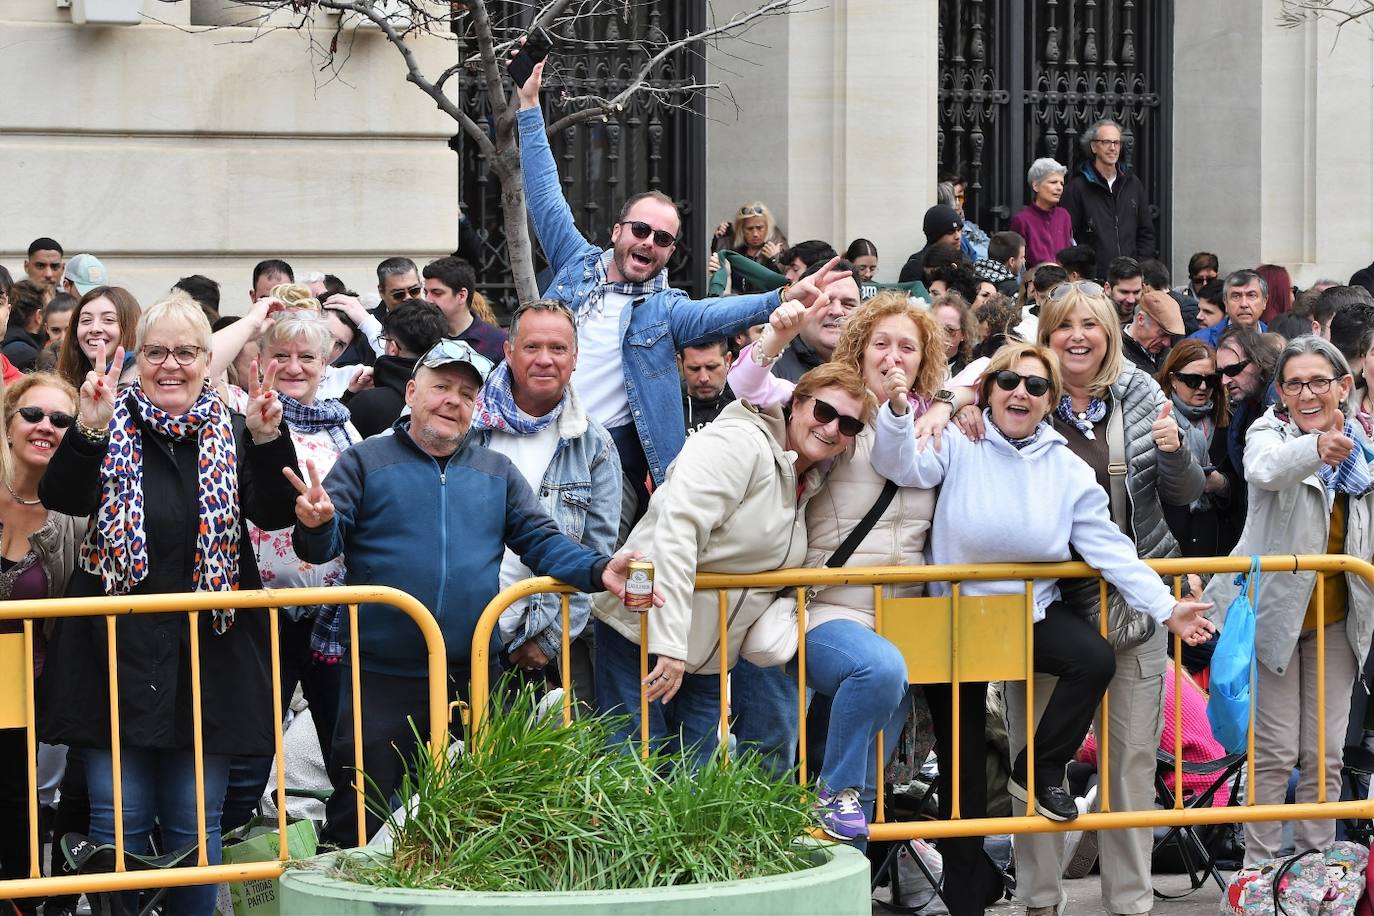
1061;160;1155;279
37;404;300;756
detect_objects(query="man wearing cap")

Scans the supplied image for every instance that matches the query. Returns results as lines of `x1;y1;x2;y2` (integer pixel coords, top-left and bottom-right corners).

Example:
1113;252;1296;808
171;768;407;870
899;204;964;283
516;61;840;521
293;338;647;845
61;253;108;299
1122;290;1185;374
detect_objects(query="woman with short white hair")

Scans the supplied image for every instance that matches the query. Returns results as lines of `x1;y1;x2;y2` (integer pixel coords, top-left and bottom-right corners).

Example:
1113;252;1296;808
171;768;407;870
1009;157;1073;269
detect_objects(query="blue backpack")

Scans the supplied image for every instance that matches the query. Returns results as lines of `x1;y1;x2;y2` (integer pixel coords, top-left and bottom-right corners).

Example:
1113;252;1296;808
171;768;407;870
1208;556;1262;755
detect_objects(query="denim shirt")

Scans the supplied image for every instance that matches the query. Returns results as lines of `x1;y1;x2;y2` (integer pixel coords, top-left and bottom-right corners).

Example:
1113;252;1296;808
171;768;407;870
476;393;622;658
518;105;782;484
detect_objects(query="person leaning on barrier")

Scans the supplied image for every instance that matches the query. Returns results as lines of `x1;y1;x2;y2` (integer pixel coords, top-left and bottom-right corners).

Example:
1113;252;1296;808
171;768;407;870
869;343;1215;832
591;362;874;772
37;295;301;916
1005;280;1205;916
1203;335;1374;865
0;373;85;909
289;338;651;847
471;299;622;704
727;290;1002;912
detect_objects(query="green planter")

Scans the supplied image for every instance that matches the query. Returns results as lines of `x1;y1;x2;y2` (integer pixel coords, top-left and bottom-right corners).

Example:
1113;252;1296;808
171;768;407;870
280;843;870;916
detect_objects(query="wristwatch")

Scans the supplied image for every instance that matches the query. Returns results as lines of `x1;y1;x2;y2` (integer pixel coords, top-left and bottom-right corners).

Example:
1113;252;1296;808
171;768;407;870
933;388;956;406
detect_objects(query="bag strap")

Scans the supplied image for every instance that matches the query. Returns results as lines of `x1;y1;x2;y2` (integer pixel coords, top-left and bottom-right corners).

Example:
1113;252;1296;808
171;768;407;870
1274;848;1321;916
1105;397;1132;538
828;480;899;569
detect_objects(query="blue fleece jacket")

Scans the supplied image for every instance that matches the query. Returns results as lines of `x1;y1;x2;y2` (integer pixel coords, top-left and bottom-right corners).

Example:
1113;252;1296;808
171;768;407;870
293;420;609;677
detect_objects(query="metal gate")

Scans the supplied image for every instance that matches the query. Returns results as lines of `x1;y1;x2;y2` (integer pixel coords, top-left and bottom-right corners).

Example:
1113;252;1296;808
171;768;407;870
938;0;1172;260
455;2;708;319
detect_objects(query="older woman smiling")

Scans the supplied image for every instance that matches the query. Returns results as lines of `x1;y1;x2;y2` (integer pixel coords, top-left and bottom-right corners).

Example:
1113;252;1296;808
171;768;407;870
38;294;300;916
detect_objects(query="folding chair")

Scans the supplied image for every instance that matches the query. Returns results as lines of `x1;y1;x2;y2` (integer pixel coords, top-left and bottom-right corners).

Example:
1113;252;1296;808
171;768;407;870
1151;749;1246;898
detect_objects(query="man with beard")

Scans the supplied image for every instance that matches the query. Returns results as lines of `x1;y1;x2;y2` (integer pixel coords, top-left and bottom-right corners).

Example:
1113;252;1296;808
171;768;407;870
516;59;842;517
679;339;735;435
1215;325;1282;493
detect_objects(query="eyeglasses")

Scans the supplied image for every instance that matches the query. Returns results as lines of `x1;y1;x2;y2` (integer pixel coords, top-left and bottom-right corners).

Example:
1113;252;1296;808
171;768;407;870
1174;371;1221;390
1219;358;1252;378
1279;377;1338;397
809;398;865;437
618;221;677;249
140;345;205;367
387;285;424;303
15;406;74;428
738;205;765;216
1093;138;1123;148
992;369;1051;397
1048;280;1105;301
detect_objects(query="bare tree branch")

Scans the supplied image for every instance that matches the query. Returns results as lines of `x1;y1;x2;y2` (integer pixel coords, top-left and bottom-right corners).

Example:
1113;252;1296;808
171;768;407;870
1278;0;1374;28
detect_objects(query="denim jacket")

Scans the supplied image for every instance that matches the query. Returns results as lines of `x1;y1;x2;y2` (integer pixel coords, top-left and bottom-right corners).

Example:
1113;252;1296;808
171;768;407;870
476;385;622;658
519;105;782;484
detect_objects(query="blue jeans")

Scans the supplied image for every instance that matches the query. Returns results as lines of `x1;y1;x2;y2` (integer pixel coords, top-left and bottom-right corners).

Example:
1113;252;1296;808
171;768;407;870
804;620;910;797
594;620;721;767
730;659;800;780
86;748;233;916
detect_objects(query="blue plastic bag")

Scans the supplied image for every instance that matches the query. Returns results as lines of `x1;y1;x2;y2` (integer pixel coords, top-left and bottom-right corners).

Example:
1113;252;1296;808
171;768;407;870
1208;556;1262;755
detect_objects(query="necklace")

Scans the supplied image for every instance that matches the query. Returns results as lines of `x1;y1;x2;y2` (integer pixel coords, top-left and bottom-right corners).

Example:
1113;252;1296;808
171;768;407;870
3;478;40;506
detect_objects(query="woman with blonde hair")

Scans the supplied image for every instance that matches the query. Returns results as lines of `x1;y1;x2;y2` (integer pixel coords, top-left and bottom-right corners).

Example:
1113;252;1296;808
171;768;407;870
990;281;1205;916
727;290;1000;910
0;372;87;901
711;201;787;293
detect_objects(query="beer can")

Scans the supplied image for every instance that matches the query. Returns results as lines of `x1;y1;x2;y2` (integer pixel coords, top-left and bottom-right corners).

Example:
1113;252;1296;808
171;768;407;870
624;559;654;611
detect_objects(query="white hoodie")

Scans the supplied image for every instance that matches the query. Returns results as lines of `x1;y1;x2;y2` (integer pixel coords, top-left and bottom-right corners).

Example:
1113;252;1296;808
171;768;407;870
869;404;1176;624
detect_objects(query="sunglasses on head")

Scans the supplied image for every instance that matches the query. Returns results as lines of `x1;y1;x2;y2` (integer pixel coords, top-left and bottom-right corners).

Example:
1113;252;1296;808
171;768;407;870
1174;371;1221;390
618;220;677;249
809;398;865;437
16;406;74;428
1048;280;1105;301
1219;358;1252;378
993;369;1051;397
738;205;765;216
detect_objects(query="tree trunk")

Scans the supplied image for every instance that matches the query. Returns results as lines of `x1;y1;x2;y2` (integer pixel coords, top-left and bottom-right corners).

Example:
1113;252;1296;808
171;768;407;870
492;144;539;306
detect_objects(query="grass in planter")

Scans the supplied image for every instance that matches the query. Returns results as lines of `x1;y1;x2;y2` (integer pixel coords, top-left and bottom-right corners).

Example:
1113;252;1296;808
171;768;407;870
338;681;823;892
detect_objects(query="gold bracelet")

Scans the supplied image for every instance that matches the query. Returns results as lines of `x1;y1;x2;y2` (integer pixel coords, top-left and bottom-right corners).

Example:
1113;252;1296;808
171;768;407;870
76;417;109;442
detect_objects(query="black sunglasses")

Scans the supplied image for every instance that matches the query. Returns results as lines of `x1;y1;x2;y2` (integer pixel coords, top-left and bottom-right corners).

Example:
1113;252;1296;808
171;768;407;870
618;220;677;249
993;370;1051;397
810;398;865;437
387;284;424;303
1174;371;1221;390
1219;359;1252;378
16;406;74;428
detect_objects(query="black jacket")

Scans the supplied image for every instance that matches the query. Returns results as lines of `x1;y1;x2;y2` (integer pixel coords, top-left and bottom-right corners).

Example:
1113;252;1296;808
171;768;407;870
346;355;415;439
1061;160;1155;279
37;404;300;756
1120;330;1162;376
682;384;736;436
3;325;41;373
774;337;825;384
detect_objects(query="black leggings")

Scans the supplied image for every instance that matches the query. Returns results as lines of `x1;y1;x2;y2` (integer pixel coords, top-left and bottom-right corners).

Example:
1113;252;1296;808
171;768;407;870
1012;601;1117;791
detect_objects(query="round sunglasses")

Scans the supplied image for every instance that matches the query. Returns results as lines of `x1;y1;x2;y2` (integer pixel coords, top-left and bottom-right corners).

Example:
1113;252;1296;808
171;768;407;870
992;370;1051;397
617;220;677;249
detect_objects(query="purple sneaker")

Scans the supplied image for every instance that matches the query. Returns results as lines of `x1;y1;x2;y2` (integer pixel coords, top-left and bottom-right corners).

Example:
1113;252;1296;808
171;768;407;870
816;787;868;841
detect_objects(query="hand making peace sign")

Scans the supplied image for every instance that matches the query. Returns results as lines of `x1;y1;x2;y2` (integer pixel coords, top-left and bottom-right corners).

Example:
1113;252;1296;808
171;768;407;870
244;358;283;443
283;458;335;529
79;340;125;432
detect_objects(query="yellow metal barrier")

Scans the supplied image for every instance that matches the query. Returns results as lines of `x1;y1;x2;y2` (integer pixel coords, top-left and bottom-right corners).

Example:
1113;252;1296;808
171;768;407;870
470;554;1374;842
0;585;448;900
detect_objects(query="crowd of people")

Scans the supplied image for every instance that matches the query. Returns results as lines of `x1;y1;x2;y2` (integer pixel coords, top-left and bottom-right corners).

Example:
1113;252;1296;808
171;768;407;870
5;55;1374;916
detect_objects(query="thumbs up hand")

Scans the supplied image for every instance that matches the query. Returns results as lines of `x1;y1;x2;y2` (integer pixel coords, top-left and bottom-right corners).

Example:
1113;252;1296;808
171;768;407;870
1151;399;1182;454
1318;409;1355;468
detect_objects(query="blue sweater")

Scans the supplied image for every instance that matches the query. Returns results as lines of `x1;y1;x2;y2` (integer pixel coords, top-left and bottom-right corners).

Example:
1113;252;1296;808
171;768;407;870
293;421;609;677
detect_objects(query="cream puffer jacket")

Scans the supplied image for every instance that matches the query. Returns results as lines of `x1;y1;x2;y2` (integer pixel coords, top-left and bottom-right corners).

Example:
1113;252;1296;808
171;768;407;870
592;399;828;674
801;426;934;631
